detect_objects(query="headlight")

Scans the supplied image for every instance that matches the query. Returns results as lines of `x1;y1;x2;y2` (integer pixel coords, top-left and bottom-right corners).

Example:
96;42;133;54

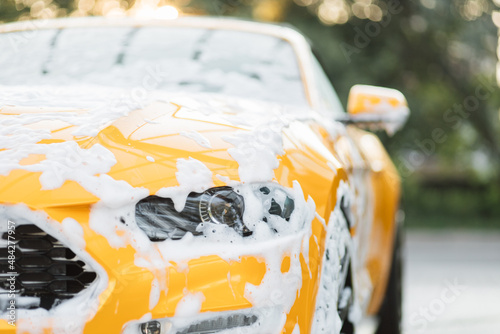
199;187;247;235
135;194;202;241
257;185;295;222
135;184;295;241
136;187;247;241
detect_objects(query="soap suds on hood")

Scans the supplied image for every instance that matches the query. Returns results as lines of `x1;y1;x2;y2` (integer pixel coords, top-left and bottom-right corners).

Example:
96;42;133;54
0;83;346;334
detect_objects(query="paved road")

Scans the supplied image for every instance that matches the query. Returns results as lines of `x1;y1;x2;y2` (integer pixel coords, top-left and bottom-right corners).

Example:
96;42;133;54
403;230;500;334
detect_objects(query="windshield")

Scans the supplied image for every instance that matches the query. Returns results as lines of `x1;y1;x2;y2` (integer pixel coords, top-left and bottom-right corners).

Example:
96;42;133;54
0;26;308;106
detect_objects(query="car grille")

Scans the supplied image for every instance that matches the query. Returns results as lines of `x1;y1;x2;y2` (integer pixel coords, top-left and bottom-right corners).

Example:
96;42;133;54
0;224;97;310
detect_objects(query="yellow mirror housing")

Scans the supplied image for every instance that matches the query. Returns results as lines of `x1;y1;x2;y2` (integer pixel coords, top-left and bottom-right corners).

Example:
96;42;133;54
347;85;410;135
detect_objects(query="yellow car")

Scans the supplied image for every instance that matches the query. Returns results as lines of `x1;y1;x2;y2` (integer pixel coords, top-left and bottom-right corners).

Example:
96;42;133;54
0;17;409;334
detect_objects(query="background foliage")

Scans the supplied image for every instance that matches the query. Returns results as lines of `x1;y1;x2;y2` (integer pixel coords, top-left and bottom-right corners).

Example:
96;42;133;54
1;0;499;228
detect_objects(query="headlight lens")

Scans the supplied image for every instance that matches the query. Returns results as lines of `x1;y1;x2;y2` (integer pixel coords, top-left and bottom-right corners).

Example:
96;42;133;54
135;184;294;241
199;187;248;235
135;194;202;241
258;186;295;222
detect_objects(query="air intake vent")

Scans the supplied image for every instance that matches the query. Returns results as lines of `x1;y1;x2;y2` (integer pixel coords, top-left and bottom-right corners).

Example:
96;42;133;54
0;224;97;310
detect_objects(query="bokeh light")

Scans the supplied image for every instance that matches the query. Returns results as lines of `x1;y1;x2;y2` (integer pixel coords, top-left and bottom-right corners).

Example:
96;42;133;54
318;0;350;25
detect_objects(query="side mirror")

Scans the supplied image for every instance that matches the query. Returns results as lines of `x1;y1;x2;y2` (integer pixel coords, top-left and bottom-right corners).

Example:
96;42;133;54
346;85;410;135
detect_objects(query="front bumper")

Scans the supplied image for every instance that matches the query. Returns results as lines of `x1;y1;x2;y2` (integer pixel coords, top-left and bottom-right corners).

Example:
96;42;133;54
0;204;321;334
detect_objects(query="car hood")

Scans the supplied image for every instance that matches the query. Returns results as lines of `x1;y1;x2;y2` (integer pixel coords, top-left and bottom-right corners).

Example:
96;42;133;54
0;88;310;209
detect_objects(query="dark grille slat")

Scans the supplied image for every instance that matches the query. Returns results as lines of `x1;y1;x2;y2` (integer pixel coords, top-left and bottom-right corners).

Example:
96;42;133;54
0;264;13;272
16;225;44;234
49;280;85;294
48;262;84;277
78;271;97;284
17;254;52;267
0;224;97;311
0;249;9;259
18;238;52;251
47;247;75;259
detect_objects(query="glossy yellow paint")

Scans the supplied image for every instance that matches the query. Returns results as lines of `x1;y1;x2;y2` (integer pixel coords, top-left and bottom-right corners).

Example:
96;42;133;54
347;84;408;117
346;127;401;314
0;17;403;334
